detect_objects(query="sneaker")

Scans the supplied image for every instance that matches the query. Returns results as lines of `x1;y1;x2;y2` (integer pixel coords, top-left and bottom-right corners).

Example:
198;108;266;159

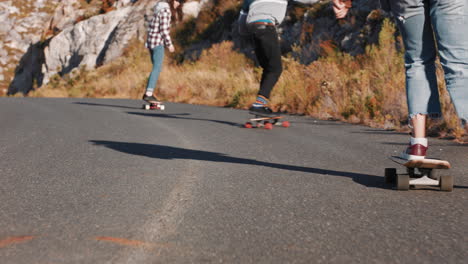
143;94;159;102
249;105;274;116
400;143;428;160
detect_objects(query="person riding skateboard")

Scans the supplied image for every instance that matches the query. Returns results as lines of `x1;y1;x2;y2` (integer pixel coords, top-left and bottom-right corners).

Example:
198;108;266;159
143;0;183;103
333;0;468;159
238;0;321;116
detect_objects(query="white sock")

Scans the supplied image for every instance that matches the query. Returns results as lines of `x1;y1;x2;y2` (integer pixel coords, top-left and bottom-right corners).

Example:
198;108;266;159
410;137;428;147
146;91;153;96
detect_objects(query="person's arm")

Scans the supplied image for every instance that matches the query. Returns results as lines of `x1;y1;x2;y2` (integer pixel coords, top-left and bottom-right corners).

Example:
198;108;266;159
380;0;391;12
332;0;352;19
238;0;251;36
241;0;251;12
159;9;174;51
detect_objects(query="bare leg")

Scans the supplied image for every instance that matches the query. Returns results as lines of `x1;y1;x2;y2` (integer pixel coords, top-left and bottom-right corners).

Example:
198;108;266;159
400;114;429;160
411;114;427;138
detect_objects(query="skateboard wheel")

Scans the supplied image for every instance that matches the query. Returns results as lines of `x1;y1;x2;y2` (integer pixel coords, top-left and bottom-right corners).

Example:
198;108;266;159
384;168;397;184
282;121;290;128
244;122;253;129
160;105;165;111
428;169;438;180
143;104;150;110
397;174;410;191
440;175;453;192
264;123;273;130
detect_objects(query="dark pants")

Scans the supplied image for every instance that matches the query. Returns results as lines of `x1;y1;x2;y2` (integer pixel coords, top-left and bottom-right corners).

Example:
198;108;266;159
249;24;283;99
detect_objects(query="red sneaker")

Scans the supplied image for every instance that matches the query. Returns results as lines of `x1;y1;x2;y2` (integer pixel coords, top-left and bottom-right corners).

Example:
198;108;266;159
400;143;427;160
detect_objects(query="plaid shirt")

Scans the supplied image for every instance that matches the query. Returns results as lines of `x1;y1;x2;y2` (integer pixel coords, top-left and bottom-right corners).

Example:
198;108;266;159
146;7;173;49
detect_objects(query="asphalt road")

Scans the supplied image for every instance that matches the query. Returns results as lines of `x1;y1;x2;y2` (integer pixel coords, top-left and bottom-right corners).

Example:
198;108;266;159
1;98;467;263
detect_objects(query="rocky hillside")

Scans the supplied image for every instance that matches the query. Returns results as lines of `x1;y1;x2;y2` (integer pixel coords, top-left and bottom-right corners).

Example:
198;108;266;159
0;0;141;94
0;0;56;93
0;0;384;96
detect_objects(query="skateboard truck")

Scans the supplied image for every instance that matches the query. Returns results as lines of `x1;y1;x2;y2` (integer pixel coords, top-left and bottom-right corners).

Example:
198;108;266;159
386;157;453;192
142;101;165;111
244;115;290;130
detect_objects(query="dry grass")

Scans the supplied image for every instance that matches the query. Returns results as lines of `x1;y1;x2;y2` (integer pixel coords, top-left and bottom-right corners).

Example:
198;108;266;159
271;19;406;128
30;39;256;104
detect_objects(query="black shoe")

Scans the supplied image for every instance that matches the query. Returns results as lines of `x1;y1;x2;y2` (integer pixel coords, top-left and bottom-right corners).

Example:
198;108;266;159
143;94;159;102
249;105;274;116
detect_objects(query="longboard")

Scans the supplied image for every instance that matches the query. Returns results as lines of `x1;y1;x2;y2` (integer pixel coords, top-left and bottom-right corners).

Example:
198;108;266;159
390;156;451;169
244;115;290;129
385;156;453;191
142;100;165;110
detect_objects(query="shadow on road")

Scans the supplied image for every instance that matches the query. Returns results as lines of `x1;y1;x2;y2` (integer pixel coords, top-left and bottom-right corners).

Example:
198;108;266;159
351;129;409;136
73;101;338;129
127;112;241;128
72;102;241;127
73;102;140;110
381;141;468;148
90;140;389;189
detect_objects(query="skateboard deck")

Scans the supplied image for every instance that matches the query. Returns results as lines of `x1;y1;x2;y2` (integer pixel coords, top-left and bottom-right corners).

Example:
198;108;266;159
390;156;451;169
142;100;165;110
385;156;453;191
244;115;290;129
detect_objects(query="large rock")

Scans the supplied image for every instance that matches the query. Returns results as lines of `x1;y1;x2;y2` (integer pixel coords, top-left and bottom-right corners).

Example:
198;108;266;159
46;0;84;33
0;42;8;65
8;0;157;94
7;0;219;94
43;7;134;82
1;0;62;92
0;1;19;15
115;0;139;8
182;0;211;19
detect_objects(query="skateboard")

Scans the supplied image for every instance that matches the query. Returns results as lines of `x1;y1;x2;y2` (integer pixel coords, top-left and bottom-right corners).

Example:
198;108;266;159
244;115;290;130
142;100;165;110
385;156;453;191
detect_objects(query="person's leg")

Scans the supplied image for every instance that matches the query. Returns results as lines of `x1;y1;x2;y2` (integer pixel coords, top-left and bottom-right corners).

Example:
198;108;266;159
252;36;270;108
412;114;427;138
145;45;165;99
430;0;468;134
250;25;282;114
396;3;440;159
255;27;282;99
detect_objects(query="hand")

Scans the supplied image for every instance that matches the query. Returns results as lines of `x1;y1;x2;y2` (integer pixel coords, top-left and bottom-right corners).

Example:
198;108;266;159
332;0;352;19
168;45;175;53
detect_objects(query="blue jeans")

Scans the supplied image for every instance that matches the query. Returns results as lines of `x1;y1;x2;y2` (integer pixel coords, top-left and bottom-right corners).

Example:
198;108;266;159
146;45;165;93
394;0;468;126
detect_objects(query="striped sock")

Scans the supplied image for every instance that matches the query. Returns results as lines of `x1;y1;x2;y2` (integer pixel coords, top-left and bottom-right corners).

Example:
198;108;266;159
252;95;269;107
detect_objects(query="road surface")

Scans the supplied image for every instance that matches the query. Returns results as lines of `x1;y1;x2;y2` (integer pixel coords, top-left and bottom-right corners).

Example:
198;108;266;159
0;98;467;263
